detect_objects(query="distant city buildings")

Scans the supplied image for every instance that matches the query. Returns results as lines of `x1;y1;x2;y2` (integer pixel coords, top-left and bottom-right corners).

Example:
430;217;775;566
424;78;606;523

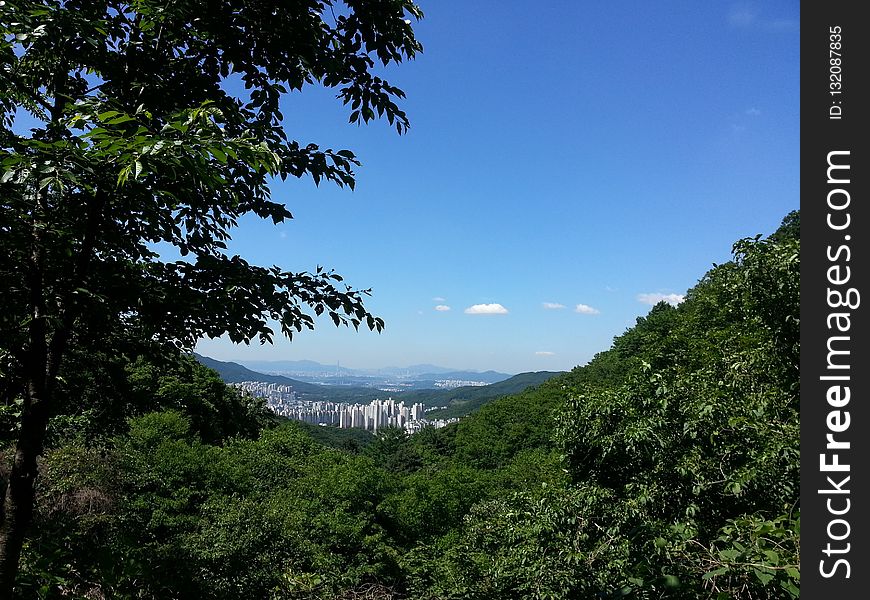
433;379;488;388
232;381;457;432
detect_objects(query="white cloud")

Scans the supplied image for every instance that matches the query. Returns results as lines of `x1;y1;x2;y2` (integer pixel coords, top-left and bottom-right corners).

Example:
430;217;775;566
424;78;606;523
434;305;451;312
542;302;566;310
433;296;446;302
464;303;509;315
637;292;685;306
745;107;761;116
279;231;288;239
575;304;600;315
535;351;555;356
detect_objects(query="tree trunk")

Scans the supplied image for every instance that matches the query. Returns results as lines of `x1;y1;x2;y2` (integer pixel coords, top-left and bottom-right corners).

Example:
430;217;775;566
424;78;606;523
0;182;53;595
0;390;51;595
0;321;51;594
0;179;100;594
0;55;83;595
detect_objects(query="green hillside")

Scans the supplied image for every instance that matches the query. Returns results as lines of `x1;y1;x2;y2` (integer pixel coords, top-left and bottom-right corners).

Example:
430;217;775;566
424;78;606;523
408;370;563;418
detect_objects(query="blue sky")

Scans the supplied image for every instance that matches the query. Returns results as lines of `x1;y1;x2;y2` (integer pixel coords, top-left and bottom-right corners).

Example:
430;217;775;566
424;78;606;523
196;0;800;374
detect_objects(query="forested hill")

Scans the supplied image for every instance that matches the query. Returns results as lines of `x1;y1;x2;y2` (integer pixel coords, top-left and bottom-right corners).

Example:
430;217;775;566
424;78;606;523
194;353;304;385
12;212;799;599
401;370;562;417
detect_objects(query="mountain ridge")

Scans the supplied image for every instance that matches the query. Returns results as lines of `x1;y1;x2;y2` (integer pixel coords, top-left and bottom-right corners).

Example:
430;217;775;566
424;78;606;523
237;358;512;381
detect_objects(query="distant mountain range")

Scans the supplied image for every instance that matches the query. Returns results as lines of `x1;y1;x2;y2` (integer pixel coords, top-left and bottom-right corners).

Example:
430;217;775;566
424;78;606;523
237;358;512;383
194;353;563;416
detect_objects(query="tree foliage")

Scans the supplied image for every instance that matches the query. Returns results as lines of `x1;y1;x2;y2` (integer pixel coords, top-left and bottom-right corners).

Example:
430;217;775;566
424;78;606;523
1;0;423;590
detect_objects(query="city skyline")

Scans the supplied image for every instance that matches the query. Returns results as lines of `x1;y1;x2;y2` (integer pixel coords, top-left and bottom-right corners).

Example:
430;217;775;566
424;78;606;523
234;381;451;433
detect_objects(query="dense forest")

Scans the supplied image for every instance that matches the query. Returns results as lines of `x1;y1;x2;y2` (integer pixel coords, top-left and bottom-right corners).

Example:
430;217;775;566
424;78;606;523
3;212;800;599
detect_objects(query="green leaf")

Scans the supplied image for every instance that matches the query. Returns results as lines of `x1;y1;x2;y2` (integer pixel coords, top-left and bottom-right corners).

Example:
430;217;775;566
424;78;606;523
211;148;227;164
753;569;774;586
106;114;136;125
97;110;121;121
702;567;729;580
